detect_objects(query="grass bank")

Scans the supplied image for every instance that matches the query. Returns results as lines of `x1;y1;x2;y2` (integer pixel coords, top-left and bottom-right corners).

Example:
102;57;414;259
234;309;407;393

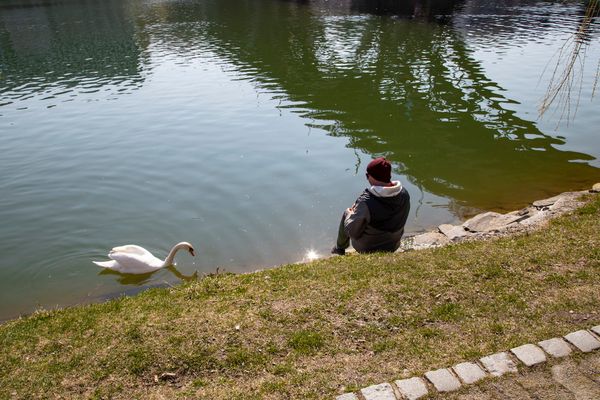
1;195;599;399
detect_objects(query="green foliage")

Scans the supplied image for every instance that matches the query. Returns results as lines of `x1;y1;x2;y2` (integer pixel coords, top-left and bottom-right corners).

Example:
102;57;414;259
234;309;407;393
545;274;568;285
473;263;505;279
430;302;463;321
288;330;324;354
373;338;397;353
576;201;599;215
224;347;265;369
272;362;294;376
500;292;527;310
419;327;441;339
260;380;288;396
125;326;143;342
459;348;482;360
180;348;218;373
126;348;153;375
193;378;207;388
489;322;505;335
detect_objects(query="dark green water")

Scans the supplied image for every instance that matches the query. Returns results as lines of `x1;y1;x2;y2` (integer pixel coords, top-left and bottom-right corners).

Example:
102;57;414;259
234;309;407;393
1;0;599;321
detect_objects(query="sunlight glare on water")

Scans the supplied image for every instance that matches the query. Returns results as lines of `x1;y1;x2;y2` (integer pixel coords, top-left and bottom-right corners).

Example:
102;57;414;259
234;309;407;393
304;249;321;263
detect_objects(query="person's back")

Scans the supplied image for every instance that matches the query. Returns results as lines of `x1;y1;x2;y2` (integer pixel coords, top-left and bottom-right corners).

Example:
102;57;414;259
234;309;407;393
332;157;410;255
350;185;410;252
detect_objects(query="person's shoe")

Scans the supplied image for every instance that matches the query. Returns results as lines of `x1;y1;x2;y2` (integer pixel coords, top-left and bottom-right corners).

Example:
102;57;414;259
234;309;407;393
331;246;346;256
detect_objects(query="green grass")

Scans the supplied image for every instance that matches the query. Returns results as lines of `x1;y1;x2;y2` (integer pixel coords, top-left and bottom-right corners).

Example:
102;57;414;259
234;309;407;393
288;330;325;354
1;195;599;399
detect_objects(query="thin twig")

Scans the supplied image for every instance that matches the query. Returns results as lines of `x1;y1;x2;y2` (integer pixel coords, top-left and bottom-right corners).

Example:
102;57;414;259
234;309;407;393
539;0;599;125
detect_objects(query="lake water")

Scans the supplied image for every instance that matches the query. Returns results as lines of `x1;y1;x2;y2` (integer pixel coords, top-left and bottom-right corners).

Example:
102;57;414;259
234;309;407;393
1;0;599;321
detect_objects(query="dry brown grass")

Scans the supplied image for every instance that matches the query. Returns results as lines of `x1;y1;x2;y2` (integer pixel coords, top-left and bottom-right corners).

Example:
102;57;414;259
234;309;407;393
1;195;599;399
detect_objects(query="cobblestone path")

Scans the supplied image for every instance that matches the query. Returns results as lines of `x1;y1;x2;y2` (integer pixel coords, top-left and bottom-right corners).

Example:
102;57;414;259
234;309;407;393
444;352;600;400
337;327;600;400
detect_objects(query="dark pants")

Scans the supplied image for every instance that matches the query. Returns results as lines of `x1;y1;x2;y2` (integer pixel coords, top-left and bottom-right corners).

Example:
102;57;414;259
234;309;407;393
335;209;351;250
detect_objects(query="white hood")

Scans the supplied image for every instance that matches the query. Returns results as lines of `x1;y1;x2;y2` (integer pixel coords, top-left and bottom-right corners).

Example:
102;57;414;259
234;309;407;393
368;181;403;198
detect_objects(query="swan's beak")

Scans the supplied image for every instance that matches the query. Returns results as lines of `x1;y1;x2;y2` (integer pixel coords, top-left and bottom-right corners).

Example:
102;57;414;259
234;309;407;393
189;248;196;257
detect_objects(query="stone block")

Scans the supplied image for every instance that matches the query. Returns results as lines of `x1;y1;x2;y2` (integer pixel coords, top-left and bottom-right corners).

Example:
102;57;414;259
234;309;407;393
538;338;572;358
506;209;533;223
462;212;501;232
462;212;521;232
517;209;548;226
410;232;450;248
533;195;562;208
564;330;600;352
510;344;546;366
513;206;535;217
548;193;582;212
438;224;470;240
452;361;487;384
336;393;359;400
479;352;518;377
360;382;396;400
395;377;428;400
591;325;600;337
424;368;461;392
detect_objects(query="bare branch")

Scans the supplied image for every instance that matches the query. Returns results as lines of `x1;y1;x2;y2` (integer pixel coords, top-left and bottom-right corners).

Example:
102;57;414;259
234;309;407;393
539;0;599;125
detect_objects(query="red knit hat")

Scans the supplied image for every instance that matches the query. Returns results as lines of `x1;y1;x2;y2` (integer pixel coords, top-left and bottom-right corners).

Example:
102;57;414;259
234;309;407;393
366;157;392;183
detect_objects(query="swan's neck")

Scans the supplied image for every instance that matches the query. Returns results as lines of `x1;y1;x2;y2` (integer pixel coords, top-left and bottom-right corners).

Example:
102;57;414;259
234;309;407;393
163;243;188;266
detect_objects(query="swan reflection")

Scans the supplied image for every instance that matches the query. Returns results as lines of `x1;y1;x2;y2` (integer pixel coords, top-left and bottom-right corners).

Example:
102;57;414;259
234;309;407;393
98;265;198;285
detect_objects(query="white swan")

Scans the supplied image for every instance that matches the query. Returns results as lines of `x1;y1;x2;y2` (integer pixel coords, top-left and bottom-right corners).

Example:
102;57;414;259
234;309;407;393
93;242;195;274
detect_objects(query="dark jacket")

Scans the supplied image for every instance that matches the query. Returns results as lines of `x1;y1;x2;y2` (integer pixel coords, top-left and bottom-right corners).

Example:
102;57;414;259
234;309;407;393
344;183;410;253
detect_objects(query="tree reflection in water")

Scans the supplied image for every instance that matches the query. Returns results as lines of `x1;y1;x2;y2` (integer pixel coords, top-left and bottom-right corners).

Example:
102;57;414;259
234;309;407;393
149;0;598;210
1;0;597;211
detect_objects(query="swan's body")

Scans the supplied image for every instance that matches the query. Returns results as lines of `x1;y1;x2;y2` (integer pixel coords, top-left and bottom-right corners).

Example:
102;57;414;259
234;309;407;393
93;242;195;274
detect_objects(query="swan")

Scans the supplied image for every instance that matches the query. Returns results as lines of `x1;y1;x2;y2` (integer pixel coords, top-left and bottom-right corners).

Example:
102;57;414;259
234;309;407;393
93;242;195;274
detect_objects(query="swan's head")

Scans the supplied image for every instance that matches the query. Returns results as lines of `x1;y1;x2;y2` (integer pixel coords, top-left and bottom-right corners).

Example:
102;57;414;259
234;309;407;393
184;242;196;256
177;242;195;257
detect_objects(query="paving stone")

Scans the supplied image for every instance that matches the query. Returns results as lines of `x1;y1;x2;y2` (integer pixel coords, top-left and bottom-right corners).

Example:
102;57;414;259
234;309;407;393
591;325;600;337
360;382;396;400
452;352;600;400
424;368;461;392
479;352;518;377
394;377;428;400
511;344;546;366
452;361;487;384
538;338;572;358
564;330;600;352
336;393;359;400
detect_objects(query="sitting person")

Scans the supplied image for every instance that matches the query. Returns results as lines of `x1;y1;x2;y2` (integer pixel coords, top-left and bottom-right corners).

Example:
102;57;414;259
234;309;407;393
332;157;410;255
